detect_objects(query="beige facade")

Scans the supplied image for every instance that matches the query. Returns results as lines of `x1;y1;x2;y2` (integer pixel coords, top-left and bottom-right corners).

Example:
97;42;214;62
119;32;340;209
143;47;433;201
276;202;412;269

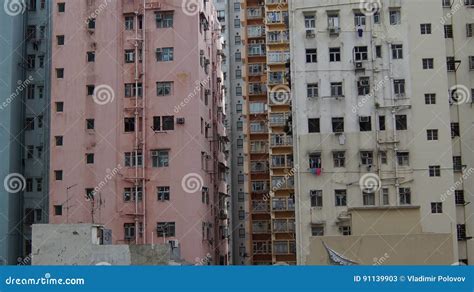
290;0;469;265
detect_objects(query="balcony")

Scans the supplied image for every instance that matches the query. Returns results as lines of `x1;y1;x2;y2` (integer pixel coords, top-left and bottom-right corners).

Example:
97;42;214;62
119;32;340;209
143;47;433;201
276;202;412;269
247;45;266;57
269;113;289;126
247;7;263;19
266;11;289;25
251;182;270;194
250;142;268;154
271;176;294;190
272;197;295;211
272;219;295;233
266;0;288;5
268;72;288;85
252;221;271;234
248;83;267;96
252;200;270;213
270;135;293;147
251;161;269;174
249;122;268;134
267;51;290;64
247;26;265;38
267;30;289;44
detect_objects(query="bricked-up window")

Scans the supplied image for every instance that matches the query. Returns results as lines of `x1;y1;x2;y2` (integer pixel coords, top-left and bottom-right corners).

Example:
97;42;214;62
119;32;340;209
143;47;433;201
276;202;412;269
157;222;175;237
457;224;466;240
157;186;170;201
308;118;320;133
332;117;344;133
155;11;174;28
56;101;64;113
156;82;173;96
124;223;135;241
335;190;347;206
427;129;438;140
431;202;443;214
54;205;63;216
124;117;135;132
310;190;323;207
359;116;372;131
453;156;463;172
56;35;64;45
57;2;65;12
395;115;407;130
455;190;465;205
451;122;460;138
152;150;169;168
429;165;441;177
420;23;431;34
399;188;411;205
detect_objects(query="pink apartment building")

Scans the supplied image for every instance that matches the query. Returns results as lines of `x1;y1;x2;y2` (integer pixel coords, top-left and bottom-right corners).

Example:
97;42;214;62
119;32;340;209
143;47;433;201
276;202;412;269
49;0;229;264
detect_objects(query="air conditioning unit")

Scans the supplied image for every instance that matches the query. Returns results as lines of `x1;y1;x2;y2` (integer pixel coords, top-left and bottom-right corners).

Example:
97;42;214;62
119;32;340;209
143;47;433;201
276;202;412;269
306;29;316;38
355;62;364;70
168;239;179;249
176;118;185;125
328;26;340;35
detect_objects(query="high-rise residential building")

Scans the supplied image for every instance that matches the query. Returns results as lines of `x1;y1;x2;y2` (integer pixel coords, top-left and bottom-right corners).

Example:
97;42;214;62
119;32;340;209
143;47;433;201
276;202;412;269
0;0;51;265
214;0;249;265
242;0;296;265
290;0;472;265
49;0;229;265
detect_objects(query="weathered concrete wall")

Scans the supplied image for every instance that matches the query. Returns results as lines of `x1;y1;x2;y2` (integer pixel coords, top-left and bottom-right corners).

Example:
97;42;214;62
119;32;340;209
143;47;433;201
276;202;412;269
305;234;454;265
32;224;183;265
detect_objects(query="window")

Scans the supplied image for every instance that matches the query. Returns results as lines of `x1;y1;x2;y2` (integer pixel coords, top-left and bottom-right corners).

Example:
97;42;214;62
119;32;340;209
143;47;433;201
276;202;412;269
397;152;409;166
453;156;463;172
339;226;352;236
354;13;366;26
354;46;368;61
360;151;373;165
380;151;387;164
399;188;411;205
86;119;95;130
26;178;33;192
357;77;370;95
373;11;380;24
429;165;441;177
86;153;94;164
451;123;460;138
156;222;175;237
394;79;405;97
55;136;63;146
124;223;135;240
55;170;63;181
124;117;135;132
162;116;174;131
332;117;344;133
382;188;389;205
54;205;62;216
467;23;474;37
307;83;318;98
395;115;407;130
87;18;96;30
444;25;453;38
455;190;465;205
427;129;438;141
379;116;386;131
425;93;436;104
310;190;323;207
125;83;143;97
447;57;456;72
375;45;382;58
125;50;135;63
157;82;173;96
329;47;341;62
125;16;134;30
156;12;174;28
27;85;35;99
123;187;142;202
335;190;347;206
430;202;442;214
157;186;170;201
87;51;95;62
391;44;403;59
420;23;431;34
330;82;343;97
124;152;143;167
469;56;474;70
311;225;324;236
359;116;372;131
363;191;375;206
457;224;466;240
56;68;64;79
333;152;345;168
57;2;65;12
389;9;401;25
308;118;320;133
442;0;451;7
305;15;316;28
327;13;340;29
57;35;65;45
309;153;322;169
25;118;34;130
152;150;169;167
56;102;64;113
306;49;317;63
422;58;434;69
156;47;174;62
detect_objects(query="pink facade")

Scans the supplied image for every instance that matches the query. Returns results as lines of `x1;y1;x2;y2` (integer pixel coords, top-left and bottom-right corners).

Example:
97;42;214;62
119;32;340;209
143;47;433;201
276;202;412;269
50;0;229;264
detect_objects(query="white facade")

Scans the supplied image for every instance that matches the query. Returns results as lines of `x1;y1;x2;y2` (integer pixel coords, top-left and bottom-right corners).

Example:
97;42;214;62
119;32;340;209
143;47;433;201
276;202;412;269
290;0;464;264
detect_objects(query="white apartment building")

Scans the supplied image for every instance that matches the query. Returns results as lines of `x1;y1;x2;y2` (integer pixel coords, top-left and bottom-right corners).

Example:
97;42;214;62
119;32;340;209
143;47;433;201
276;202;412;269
290;0;469;265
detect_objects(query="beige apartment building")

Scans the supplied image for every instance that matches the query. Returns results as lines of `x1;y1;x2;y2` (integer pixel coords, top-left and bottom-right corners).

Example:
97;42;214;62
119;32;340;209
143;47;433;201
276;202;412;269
290;0;473;265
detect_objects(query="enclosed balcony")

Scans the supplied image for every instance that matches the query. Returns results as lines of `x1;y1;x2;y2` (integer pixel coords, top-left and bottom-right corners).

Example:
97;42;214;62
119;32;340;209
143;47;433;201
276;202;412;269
270;134;293;147
272;219;295;233
247;7;264;19
267;51;290;64
271;176;294;190
248;83;267;96
252;220;271;234
267;30;289;44
272;197;295;211
252;200;270;213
